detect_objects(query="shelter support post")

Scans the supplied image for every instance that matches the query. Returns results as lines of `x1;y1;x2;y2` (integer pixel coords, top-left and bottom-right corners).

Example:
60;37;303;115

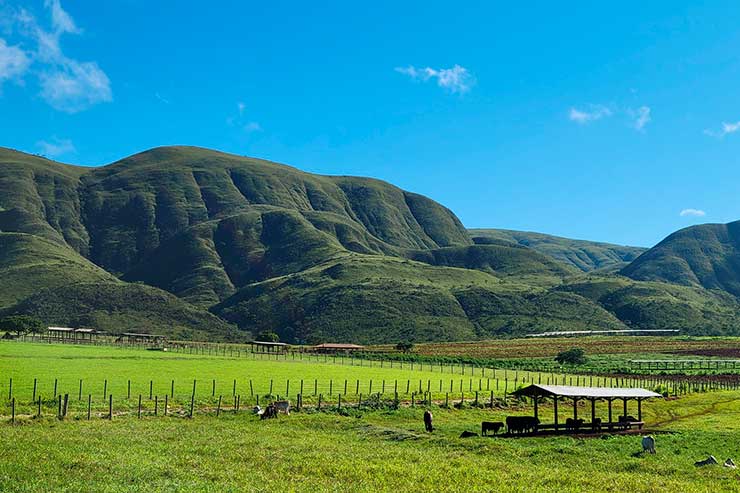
623;398;627;420
608;398;613;428
553;396;558;431
590;398;595;428
573;398;578;421
637;398;642;422
534;396;538;422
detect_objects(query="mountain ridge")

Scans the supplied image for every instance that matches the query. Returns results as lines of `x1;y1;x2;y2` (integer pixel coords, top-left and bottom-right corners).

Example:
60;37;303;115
1;145;738;342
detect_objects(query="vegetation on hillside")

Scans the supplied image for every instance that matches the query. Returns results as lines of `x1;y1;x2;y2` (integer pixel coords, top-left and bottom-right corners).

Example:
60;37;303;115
622;220;740;297
470;228;646;272
1;145;739;342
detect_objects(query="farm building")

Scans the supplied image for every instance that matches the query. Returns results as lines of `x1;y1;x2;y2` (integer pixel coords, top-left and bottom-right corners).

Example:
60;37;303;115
46;327;99;342
510;384;662;435
116;332;167;346
312;343;366;354
250;341;290;353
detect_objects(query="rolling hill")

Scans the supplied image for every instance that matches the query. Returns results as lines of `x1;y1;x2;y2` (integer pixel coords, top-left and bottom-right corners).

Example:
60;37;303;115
622;220;740;297
469;228;646;272
1;145;738;342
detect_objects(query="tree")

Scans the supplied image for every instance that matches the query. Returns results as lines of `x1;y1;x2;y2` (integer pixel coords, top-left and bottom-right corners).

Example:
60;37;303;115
0;315;44;336
555;347;587;365
396;342;414;353
256;330;279;342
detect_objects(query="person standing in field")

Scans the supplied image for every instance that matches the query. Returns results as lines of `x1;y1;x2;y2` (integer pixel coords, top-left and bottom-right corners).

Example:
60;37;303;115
423;410;434;432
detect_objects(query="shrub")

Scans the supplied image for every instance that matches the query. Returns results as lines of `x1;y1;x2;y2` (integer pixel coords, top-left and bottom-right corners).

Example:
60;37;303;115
555;347;587;365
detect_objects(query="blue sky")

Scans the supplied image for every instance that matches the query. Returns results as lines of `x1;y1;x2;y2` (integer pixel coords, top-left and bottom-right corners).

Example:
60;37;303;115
1;1;740;247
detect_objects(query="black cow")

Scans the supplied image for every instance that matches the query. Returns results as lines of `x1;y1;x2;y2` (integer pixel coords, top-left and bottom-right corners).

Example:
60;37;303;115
506;416;539;435
481;421;504;436
565;418;584;431
592;418;602;432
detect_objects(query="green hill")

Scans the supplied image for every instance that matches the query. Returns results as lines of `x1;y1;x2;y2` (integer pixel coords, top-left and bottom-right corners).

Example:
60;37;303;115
469;228;646;272
622;221;740;297
0;145;737;342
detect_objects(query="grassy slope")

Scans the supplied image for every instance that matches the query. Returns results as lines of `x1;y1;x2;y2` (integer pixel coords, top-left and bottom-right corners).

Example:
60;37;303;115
622;220;740;297
470;228;646;272
0;233;116;308
213;255;627;343
1;146;738;342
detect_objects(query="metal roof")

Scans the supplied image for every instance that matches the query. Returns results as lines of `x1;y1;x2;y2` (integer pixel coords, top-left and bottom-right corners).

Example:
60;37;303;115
48;327;75;332
525;329;680;338
314;343;366;349
512;384;662;399
251;341;289;346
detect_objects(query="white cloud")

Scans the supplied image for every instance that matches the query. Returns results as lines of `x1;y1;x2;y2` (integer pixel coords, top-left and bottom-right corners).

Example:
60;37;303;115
568;105;612;124
3;1;111;112
680;209;706;218
0;38;30;85
155;92;170;104
39;60;111;112
243;121;262;133
704;121;740;138
632;106;651;131
227;102;261;133
36;136;75;157
45;0;80;36
395;64;474;94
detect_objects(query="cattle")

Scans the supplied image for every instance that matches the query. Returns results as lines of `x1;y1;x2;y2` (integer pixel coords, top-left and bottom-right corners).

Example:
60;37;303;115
618;415;637;423
694;455;718;467
459;431;478;438
481;421;504;436
423;410;434;432
252;406;263;415
592;418;602;432
260;404;278;420
506;416;539;435
724;459;736;469
273;400;291;415
565;418;584;432
641;435;656;454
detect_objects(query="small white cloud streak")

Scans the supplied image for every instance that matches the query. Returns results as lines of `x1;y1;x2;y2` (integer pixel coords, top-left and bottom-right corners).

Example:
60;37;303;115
0;38;30;84
704;121;740;138
568;105;612;124
237;101;245;115
155;92;170;104
633;106;651;130
36;136;75;157
243;121;261;133
395;64;474;94
680;209;706;218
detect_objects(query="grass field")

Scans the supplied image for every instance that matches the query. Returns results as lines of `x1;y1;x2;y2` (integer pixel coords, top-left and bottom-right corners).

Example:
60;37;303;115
0;342;636;417
3;342;740;492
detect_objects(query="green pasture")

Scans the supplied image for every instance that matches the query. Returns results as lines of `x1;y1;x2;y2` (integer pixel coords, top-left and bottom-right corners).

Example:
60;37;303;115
2;392;740;492
2;342;740;491
0;342;680;417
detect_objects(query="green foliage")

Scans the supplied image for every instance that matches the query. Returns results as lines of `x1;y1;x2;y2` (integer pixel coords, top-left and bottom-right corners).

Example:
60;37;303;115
554;347;587;365
1;146;739;343
470;228;646;272
257;330;280;342
622;220;740;297
0;315;44;335
395;342;414;353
